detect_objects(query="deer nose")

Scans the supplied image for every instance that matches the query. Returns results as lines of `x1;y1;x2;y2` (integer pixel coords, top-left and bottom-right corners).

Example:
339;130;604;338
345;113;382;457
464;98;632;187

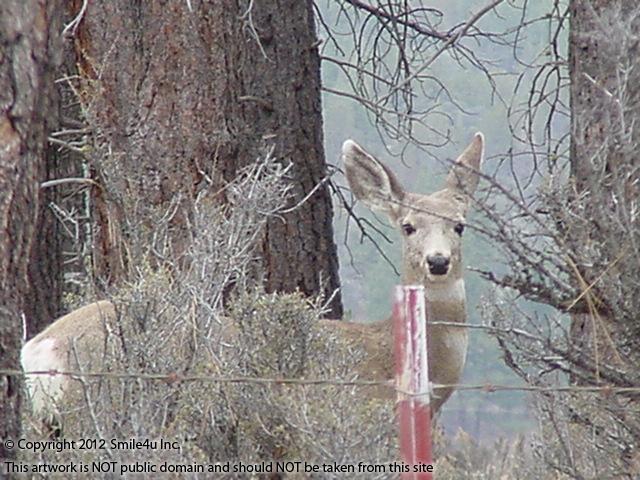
427;254;450;275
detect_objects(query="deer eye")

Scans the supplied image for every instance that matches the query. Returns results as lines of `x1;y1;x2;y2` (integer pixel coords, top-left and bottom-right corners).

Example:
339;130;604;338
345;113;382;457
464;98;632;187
401;223;416;236
454;222;465;236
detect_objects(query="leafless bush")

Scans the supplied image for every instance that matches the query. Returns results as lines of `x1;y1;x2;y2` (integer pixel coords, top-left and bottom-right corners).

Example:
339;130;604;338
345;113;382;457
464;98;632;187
22;151;403;477
211;290;397;475
434;430;542;480
533;391;640;478
317;1;505;150
466;3;640;478
480;289;640;479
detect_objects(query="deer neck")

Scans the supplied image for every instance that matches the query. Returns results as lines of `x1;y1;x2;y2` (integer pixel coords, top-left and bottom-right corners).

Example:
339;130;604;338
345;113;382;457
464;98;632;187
401;268;467;324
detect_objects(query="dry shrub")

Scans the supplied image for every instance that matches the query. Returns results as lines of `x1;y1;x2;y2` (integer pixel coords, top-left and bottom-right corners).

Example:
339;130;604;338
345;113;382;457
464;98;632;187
22;152;400;478
434;430;542;480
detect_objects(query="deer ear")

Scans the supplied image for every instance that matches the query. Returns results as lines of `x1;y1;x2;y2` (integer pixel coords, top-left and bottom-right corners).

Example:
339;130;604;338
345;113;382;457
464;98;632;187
445;132;484;201
342;140;405;217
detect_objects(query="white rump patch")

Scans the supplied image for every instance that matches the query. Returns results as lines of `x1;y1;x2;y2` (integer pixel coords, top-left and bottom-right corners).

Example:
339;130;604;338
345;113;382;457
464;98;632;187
21;337;66;420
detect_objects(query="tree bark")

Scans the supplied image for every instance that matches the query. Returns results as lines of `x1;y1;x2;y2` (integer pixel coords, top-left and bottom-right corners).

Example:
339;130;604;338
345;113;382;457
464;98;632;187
23;138;64;339
569;0;640;365
0;0;61;461
72;0;343;317
570;0;640;190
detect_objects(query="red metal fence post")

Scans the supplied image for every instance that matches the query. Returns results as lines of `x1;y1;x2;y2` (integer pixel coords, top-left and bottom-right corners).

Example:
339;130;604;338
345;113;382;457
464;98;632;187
393;285;433;479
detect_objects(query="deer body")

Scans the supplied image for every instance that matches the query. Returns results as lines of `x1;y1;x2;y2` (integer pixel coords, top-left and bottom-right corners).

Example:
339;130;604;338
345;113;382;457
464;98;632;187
21;301;116;428
21;133;484;426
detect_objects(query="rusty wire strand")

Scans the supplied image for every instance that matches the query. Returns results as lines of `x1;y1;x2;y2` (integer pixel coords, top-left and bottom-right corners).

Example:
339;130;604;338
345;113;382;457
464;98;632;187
6;369;639;397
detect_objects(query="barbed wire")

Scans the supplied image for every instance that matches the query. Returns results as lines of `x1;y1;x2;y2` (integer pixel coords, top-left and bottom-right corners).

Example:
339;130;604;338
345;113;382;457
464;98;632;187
3;368;639;396
429;321;537;339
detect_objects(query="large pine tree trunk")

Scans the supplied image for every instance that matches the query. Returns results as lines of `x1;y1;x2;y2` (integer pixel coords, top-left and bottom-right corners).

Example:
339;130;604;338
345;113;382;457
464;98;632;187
71;0;343;318
0;0;61;461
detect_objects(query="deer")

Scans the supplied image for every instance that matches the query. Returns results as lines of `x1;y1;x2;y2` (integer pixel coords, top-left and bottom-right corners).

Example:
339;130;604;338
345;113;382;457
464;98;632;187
21;132;484;432
315;132;484;413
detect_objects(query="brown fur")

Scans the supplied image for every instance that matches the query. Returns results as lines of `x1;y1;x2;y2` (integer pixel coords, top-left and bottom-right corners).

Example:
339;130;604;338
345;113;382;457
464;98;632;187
21;301;116;429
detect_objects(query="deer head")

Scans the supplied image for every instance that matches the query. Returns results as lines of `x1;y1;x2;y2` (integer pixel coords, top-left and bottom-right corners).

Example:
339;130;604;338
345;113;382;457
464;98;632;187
342;133;484;288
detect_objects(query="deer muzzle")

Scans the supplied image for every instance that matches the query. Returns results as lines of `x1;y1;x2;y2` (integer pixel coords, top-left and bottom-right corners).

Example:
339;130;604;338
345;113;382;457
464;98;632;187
426;254;450;276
